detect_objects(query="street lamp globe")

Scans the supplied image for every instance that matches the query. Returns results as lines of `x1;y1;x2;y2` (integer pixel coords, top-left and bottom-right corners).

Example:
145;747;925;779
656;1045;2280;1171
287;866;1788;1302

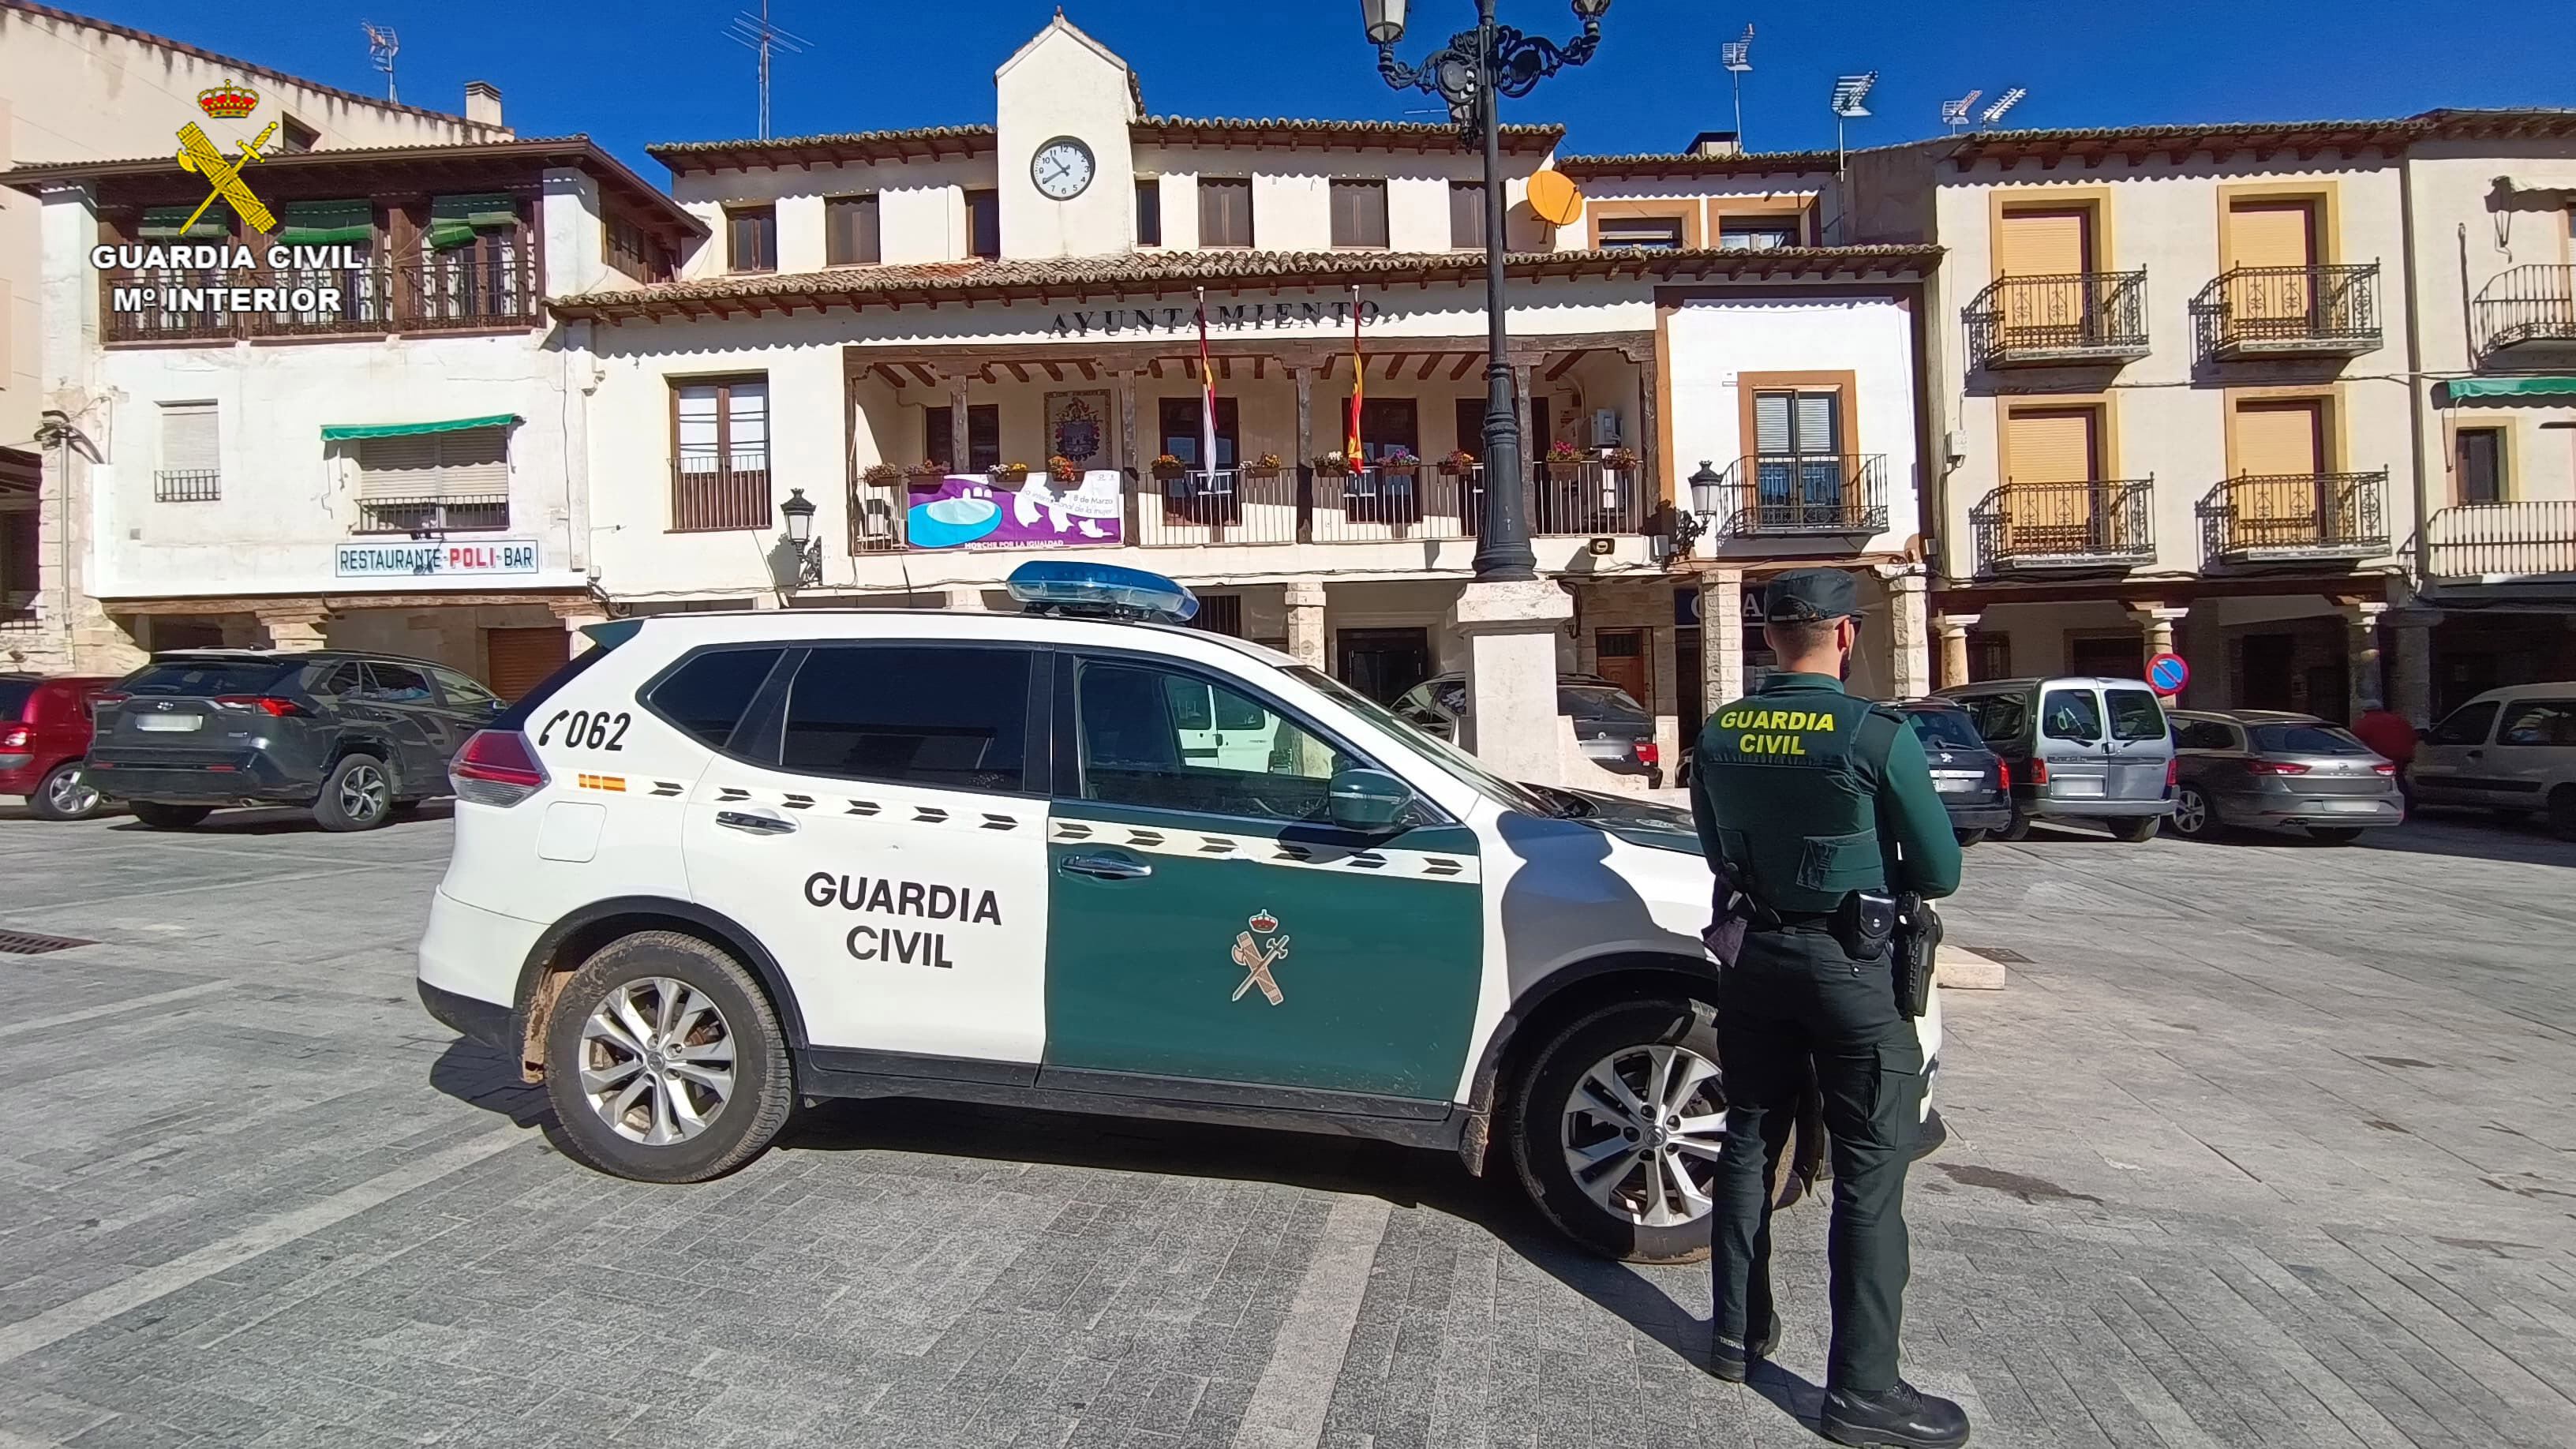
778;487;816;546
1571;0;1612;17
1360;0;1407;47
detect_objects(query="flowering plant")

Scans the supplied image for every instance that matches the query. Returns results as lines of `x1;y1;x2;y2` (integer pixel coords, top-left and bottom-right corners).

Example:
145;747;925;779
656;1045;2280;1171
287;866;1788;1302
1545;439;1586;462
862;462;904;483
1047;455;1082;482
991;462;1031;481
1440;449;1479;475
1311;452;1354;476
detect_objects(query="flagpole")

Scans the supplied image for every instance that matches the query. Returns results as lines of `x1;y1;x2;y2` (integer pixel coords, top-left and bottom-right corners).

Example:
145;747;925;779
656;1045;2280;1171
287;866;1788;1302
1347;285;1365;462
1196;286;1219;479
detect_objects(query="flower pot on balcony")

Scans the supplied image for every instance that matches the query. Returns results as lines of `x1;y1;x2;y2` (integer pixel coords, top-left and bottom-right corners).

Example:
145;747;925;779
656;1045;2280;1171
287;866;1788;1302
1151;463;1190;481
1544;459;1582;481
1380;460;1421;477
1241;466;1282;481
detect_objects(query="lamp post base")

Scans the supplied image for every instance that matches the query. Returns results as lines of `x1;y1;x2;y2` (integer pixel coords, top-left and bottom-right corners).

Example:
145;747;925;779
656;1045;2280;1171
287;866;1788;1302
1449;577;1578;788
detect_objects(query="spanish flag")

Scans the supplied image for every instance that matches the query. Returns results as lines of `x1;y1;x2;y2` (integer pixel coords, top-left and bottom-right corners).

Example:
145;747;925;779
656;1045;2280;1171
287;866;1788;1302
1196;287;1219;472
1345;285;1365;458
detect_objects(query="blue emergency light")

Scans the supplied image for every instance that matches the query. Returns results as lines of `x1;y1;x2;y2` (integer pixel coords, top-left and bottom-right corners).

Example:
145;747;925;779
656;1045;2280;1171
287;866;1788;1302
1005;560;1199;623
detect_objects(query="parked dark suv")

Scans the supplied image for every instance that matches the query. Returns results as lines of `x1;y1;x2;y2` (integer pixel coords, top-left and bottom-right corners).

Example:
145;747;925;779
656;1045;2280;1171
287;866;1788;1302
89;651;504;831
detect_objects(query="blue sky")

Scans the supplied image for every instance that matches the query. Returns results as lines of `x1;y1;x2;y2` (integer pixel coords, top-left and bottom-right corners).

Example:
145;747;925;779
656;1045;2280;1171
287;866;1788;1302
73;0;2576;176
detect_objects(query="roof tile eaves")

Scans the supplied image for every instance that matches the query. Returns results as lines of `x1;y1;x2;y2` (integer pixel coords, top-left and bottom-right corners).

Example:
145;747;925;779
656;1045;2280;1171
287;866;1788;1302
644;124;998;159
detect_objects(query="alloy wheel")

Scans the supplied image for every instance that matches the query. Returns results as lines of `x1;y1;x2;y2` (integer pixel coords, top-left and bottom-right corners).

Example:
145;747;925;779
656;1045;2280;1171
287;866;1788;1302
1561;1042;1727;1228
579;976;737;1145
45;767;99;817
2173;787;2207;836
338;763;389;824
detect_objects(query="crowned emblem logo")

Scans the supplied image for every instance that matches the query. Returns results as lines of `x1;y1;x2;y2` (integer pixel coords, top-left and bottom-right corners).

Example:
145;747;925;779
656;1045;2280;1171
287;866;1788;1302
1230;910;1290;1005
197;80;260;119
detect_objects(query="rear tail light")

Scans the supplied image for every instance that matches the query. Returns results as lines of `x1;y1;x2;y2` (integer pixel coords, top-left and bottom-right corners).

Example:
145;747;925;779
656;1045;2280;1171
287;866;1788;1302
0;726;25;750
2246;759;2311;776
213;695;310;718
1634;740;1661;767
2372;761;2398;776
1996;759;2011;790
2166;758;2179;787
451;729;549;807
2027;758;2050;784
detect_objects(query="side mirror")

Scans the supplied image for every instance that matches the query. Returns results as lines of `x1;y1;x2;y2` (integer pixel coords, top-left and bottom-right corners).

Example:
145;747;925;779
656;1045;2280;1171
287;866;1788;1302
1327;767;1414;832
486;698;507;714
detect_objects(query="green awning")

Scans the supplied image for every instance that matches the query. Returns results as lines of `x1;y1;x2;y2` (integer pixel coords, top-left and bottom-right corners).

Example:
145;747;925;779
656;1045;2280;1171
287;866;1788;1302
2447;376;2576;399
320;414;517;442
138;204;227;241
276;200;374;247
425;193;520;249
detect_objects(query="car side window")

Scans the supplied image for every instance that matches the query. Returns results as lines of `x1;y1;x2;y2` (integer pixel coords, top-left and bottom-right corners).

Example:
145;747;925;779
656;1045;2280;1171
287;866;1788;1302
318;661;365;695
361;661;433;702
646;646;788;751
2496;699;2576;747
2174;720;2230;751
779;645;1032;793
431;667;500;710
2039;688;2103;743
1074;659;1351;821
2428;700;2499;747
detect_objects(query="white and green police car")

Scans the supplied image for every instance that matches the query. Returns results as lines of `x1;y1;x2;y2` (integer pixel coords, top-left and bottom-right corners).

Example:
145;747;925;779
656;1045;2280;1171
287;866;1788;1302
417;563;1941;1262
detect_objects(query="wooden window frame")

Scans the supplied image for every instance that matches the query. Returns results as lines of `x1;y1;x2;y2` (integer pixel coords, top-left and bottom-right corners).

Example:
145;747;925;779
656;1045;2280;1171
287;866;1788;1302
825;194;882;267
1450;180;1486;250
1157;396;1242;467
1736;370;1859;469
964;189;1001;260
669;373;773;532
926;403;1002;473
1587;200;1700;251
1986;187;2114;279
2222;386;2345;477
1330;179;1391;250
2217;181;2342;270
1135;178;1163;247
724;204;777;274
2454;424;2510;505
1998;395;2121;485
1198;177;1255;249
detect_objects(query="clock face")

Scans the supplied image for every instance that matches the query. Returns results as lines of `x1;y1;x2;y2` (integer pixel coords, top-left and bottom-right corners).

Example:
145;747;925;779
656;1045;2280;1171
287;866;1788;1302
1032;137;1095;200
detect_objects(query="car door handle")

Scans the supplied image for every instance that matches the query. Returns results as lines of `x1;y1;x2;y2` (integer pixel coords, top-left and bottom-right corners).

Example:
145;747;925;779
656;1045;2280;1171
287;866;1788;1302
1058;852;1152;882
716;810;797;836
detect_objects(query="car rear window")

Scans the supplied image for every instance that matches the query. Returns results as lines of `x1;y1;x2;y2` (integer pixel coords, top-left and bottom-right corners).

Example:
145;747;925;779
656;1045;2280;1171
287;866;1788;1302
2248;723;2369;754
0;681;34;719
1905;709;1986;751
2039;688;2103;742
648;647;788;750
2106;688;2168;743
1560;686;1648;724
120;660;298;696
780;645;1033;792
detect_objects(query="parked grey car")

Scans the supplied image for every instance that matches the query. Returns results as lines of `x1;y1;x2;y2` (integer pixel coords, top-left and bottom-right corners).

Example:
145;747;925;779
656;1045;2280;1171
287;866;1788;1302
1935;676;2176;841
89;650;504;831
2167;710;2403;843
1393;671;1661;781
2410;683;2576;839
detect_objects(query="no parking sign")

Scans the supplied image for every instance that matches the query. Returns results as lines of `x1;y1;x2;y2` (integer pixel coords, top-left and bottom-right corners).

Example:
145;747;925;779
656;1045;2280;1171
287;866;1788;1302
2147;652;2189;696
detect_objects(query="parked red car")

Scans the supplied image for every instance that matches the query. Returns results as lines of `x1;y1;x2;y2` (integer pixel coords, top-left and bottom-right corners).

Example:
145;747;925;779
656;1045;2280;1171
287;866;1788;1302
0;674;118;820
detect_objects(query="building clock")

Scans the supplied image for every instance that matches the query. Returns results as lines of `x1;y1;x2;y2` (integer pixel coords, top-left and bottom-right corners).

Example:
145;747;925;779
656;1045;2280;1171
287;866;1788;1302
1031;137;1095;200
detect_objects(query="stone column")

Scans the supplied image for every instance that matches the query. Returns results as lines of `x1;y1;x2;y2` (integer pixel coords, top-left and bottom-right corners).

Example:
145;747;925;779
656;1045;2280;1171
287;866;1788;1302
2342;601;2389;720
256;606;331;651
2129;605;2188;672
1882;567;1931;698
1283;582;1327;670
2388;607;2436;725
1700;567;1745;709
1290;366;1313;543
1513;361;1536;462
1934;613;1981;689
1451;578;1578;786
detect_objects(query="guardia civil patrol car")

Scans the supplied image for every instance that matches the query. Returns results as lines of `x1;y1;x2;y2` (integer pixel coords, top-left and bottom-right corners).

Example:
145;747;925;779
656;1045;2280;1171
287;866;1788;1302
417;564;1941;1262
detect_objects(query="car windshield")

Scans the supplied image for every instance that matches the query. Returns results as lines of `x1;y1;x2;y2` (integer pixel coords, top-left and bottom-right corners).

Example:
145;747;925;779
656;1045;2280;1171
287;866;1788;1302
1560;685;1649;724
119;660;298;696
1905;709;1986;751
1283;665;1560;817
2248;723;2372;755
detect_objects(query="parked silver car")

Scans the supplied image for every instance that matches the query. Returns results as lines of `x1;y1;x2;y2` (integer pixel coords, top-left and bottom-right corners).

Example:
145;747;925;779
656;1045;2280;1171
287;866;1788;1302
2167;710;2403;843
1935;676;2176;841
2410;683;2576;840
1392;672;1661;781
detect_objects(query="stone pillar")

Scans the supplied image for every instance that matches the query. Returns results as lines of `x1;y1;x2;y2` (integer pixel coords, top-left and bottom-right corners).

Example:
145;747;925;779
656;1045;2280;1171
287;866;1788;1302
1934;613;1981;689
1882;567;1931;698
2129;605;2188;672
2342;601;2389;720
944;374;973;474
557;605;611;653
1512;361;1535;462
1290;367;1313;543
1451;578;1577;787
2388;608;2436;725
1701;568;1744;709
256;607;331;651
1283;582;1327;670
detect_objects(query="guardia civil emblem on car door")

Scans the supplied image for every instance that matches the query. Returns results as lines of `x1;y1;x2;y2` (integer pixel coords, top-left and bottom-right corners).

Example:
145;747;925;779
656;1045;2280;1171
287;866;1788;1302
1230;909;1290;1005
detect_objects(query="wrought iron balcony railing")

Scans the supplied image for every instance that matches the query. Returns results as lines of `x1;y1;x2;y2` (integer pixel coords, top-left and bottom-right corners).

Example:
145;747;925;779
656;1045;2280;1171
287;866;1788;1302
1969;479;2155;574
670;456;772;533
2471;264;2576;357
2191;264;2381;359
2196;470;2388;564
2423;500;2576;582
1694;454;1889;537
1963;270;2150;369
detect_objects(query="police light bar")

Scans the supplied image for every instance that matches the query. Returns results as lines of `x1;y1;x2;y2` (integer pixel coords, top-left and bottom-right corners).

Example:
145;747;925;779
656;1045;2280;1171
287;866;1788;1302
1005;560;1200;623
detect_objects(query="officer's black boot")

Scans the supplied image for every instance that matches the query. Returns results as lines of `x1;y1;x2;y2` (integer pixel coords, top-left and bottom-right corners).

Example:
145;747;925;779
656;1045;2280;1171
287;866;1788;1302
1818;1380;1970;1449
1707;1309;1780;1382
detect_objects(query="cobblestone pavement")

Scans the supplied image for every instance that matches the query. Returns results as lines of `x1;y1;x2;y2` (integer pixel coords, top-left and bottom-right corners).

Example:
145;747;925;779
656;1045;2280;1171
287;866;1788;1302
0;804;2570;1448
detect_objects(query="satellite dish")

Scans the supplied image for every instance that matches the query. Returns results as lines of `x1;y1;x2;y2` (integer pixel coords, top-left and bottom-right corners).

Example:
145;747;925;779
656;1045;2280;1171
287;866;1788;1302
1526;169;1584;228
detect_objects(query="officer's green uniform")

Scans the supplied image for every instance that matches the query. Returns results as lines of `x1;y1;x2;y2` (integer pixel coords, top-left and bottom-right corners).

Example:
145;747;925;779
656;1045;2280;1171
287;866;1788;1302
1689;570;1961;1396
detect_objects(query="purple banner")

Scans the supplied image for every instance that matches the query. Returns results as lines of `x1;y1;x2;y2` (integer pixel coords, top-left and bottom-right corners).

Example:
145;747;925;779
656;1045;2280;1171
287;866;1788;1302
904;472;1125;552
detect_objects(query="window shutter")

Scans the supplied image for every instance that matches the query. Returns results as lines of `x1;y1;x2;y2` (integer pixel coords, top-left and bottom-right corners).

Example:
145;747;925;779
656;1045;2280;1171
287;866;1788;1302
676;384;721;464
1795;392;1839;454
355;427;507;500
826;196;881;266
436;427;508;499
1451;182;1485;249
356;433;442;500
2005;408;2098;485
160;402;219;472
727;383;769;474
1753;393;1792;454
1995;208;2091;277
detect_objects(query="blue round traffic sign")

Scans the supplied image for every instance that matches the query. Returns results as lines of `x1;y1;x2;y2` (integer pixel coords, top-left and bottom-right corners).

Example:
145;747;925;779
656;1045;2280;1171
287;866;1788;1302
2147;653;2189;695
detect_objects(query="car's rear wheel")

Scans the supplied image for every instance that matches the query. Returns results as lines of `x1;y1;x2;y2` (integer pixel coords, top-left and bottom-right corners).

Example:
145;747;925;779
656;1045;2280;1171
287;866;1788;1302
542;931;792;1184
2169;784;2215;840
129;802;212;830
2106;816;2160;844
1953;828;1987;848
314;754;394;832
2306;827;2364;844
1995;806;2034;842
28;761;104;822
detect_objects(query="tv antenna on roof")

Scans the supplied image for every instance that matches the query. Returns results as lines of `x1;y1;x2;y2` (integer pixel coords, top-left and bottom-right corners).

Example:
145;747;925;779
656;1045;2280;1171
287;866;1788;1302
1720;24;1753;146
1981;87;2027;128
361;22;399;104
1829;71;1877;172
728;1;810;140
1941;91;1982;134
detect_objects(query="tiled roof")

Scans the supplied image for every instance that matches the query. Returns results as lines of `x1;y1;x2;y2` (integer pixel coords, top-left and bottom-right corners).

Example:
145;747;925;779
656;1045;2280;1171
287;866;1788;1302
649;115;1563;174
1132;116;1562;153
1937;107;2576;168
1556;149;1843;179
646;125;999;173
549;245;1941;323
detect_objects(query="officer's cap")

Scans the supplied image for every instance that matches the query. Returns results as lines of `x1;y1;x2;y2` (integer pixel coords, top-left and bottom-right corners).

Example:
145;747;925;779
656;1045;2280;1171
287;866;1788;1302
1762;569;1863;623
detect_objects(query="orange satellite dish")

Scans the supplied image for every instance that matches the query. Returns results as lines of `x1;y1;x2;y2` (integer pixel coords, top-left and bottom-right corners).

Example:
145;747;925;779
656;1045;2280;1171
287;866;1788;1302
1525;168;1583;227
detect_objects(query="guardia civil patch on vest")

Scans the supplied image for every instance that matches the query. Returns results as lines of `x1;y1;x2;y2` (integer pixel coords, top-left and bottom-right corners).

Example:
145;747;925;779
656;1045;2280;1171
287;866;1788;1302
1708;703;1850;760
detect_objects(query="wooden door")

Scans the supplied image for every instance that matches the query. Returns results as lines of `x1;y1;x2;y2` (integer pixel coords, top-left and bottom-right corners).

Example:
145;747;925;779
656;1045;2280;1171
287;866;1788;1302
2233;399;2327;546
2005;406;2100;555
485;627;570;702
1593;630;1649;711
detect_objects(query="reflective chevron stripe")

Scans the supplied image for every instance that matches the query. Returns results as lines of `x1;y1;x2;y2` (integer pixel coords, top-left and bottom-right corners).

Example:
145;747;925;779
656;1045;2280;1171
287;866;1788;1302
1045;816;1480;883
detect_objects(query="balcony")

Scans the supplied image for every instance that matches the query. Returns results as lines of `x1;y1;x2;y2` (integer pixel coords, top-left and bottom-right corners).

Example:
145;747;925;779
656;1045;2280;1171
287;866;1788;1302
2191;264;2381;360
2423;501;2576;582
671;457;773;533
2472;264;2576;361
1963;271;2150;369
1694;455;1889;537
1970;479;2155;574
2196;471;2388;565
100;238;539;345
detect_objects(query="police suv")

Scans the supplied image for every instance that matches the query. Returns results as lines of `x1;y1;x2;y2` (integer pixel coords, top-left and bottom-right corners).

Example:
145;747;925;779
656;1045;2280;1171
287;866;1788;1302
417;564;1941;1262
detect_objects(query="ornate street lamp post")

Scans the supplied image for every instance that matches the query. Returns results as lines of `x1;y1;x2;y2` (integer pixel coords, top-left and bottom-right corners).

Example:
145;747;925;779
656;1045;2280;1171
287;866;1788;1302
1367;0;1610;582
778;487;821;587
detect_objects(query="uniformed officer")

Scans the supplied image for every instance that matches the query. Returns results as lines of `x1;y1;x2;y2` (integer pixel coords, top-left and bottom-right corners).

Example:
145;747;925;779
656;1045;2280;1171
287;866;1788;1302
1689;569;1967;1449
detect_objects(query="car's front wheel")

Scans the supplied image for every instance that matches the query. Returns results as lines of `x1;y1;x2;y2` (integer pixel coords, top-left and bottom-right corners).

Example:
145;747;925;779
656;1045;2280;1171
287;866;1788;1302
28;761;105;822
542;931;793;1184
2169;784;2215;840
314;754;394;832
129;802;212;830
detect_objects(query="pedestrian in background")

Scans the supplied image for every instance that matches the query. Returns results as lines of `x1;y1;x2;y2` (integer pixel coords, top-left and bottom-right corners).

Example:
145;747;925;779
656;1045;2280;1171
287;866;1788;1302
1688;569;1968;1449
2353;698;2417;810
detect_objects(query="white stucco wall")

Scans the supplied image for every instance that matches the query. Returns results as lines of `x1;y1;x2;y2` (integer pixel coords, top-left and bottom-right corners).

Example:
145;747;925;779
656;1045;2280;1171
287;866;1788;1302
995;21;1138;260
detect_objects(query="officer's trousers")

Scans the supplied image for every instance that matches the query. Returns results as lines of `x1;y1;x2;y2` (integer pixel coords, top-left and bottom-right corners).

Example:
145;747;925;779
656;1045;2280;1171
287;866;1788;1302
1708;923;1926;1394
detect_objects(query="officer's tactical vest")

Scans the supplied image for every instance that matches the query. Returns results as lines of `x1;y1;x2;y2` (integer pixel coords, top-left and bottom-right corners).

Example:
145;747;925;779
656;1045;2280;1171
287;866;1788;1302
1698;685;1904;915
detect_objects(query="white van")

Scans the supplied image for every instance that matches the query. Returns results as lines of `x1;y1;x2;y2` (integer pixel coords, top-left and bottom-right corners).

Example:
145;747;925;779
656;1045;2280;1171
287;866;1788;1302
2410;683;2576;838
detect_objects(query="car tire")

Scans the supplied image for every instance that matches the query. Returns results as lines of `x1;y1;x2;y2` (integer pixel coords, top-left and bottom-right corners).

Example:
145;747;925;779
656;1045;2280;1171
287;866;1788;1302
129;802;212;830
1953;828;1987;848
27;760;106;822
542;931;793;1185
1995;807;2034;842
2169;784;2216;841
1507;998;1788;1265
313;753;395;833
2305;827;2365;844
2106;816;2160;844
2547;787;2576;843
